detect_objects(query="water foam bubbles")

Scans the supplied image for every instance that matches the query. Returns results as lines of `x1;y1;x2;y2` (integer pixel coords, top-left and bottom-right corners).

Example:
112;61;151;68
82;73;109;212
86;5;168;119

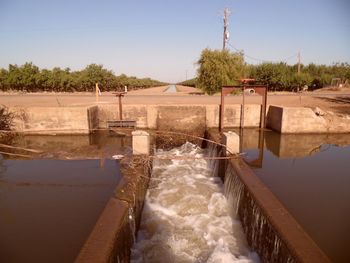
131;142;259;263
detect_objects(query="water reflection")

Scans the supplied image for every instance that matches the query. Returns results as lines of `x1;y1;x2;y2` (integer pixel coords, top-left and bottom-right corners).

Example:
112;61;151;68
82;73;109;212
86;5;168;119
239;128;350;263
0;130;132;160
0;131;128;263
235;128;350;163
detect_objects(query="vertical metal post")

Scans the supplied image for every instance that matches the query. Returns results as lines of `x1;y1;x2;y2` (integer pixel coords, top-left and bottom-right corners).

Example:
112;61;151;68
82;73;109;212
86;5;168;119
118;95;123;120
220;89;225;131
260;87;267;129
241;86;245;128
247;129;265;168
258;128;265;167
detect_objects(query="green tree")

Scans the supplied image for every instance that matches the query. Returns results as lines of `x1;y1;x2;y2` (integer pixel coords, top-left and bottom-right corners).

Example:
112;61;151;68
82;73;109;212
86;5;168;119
0;69;8;91
178;77;197;87
78;64;117;91
196;49;245;95
0;62;166;92
249;62;294;91
6;64;22;91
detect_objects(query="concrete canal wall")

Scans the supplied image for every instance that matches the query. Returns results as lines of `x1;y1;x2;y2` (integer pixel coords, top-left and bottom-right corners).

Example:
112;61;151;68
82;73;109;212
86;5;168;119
267;105;350;133
208;130;330;263
10;106;98;134
9;104;350;135
75;130;332;262
97;104;261;130
9;104;262;134
75;155;152;263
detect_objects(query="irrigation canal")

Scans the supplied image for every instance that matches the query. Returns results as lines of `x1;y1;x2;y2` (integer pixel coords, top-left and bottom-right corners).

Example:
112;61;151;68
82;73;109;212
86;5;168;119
0;130;349;262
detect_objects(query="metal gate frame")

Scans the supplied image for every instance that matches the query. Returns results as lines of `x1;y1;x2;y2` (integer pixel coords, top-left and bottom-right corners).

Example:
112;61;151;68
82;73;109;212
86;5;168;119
219;83;268;131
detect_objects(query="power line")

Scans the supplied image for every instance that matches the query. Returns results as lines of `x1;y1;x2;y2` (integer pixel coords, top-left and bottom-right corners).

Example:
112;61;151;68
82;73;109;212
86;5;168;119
227;42;298;63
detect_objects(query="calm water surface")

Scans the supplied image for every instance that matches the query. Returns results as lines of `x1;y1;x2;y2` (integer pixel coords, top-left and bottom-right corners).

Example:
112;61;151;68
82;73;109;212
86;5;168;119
0;132;127;263
241;129;350;263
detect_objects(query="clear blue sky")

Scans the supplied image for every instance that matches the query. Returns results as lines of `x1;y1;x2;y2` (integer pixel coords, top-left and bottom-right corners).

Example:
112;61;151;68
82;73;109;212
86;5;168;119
0;0;349;83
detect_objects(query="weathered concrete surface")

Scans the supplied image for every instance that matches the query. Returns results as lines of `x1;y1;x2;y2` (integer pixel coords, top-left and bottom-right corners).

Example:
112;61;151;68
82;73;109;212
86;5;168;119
206;104;261;128
116;155;152;231
10;106;93;134
266;106;283;132
96;104;119;128
87;106;99;131
228;159;330;263
267;105;350;133
146;105;158;129
75;198;131;263
76;156;152;263
9;103;350;135
9;104;263;134
123;105;148;128
207;130;331;263
218;128;262;150
97;104;148;128
132;130;150;155
222;131;240;154
157;105;206;134
98;104;261;130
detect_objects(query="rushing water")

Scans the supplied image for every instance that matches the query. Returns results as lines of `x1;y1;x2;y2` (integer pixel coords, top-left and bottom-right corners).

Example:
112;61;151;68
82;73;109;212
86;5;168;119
131;142;259;263
240;129;350;263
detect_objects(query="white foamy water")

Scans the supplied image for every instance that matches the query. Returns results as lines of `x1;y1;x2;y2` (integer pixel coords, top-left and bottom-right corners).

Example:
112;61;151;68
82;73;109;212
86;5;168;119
131;142;259;263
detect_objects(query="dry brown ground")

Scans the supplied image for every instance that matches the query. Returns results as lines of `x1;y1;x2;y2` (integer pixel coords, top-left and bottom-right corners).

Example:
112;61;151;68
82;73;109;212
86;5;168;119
1;85;349;116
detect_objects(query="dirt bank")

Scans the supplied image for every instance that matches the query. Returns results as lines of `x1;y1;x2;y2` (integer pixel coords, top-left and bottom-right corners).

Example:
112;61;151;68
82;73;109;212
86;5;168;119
1;86;349;116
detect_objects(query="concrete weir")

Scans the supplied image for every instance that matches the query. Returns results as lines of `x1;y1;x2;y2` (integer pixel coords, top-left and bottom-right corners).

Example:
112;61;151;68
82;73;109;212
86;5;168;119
6;104;349;261
9;104;262;134
9;104;350;135
74;129;332;263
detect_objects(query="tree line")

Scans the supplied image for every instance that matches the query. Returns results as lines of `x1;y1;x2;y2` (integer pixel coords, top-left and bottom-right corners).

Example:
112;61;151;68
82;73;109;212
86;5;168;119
0;63;167;92
178;49;350;94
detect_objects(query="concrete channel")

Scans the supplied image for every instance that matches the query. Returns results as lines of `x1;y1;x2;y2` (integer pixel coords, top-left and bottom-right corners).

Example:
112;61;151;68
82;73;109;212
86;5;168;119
8;104;350;134
164;84;177;93
6;103;349;262
74;128;331;263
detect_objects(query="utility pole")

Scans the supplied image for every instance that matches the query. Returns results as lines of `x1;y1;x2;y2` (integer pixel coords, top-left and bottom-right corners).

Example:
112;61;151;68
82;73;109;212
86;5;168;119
297;51;301;74
222;8;230;50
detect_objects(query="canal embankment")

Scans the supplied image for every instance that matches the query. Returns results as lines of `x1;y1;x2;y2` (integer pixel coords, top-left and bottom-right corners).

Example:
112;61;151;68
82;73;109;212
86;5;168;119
7;103;350;135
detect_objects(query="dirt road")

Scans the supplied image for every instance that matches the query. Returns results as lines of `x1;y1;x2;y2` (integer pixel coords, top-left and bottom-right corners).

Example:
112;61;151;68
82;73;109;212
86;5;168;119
1;85;349;115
